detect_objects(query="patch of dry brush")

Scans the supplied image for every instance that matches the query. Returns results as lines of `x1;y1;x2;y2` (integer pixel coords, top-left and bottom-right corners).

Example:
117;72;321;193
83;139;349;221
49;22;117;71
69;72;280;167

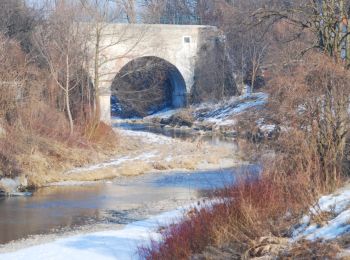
0;34;118;188
139;55;350;259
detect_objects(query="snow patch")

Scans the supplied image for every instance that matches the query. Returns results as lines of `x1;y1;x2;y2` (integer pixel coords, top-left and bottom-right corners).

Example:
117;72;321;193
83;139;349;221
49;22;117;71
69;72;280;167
0;176;28;194
0;178;19;193
195;92;268;126
293;185;350;241
119;129;174;144
66;152;157;174
145;108;182;120
114;93;268;128
0;201;216;260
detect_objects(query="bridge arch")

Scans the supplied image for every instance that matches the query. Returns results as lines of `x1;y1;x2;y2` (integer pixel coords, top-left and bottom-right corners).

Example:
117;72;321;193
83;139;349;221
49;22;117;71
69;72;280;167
110;56;187;118
91;24;227;123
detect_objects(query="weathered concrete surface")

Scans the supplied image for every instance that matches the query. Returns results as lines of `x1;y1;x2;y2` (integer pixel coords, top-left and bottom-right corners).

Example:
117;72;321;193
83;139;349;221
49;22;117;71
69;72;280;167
87;23;225;123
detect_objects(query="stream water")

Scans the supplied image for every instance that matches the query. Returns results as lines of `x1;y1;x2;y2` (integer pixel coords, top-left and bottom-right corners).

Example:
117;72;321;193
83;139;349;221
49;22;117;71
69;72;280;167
0;125;257;245
114;121;236;147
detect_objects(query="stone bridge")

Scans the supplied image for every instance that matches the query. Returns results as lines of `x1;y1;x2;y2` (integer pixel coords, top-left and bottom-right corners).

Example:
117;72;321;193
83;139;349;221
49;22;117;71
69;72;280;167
88;23;227;123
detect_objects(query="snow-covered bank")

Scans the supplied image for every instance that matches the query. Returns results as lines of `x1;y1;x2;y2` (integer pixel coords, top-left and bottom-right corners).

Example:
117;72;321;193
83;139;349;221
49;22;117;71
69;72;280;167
194;92;268;126
39;126;241;187
145;108;182;120
65;151;158;175
114;92;269;129
118;129;174;145
293;184;350;241
0;202;210;260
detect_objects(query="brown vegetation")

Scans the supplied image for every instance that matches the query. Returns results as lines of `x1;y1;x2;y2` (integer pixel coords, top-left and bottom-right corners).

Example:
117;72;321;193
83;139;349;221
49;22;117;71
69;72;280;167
137;1;350;256
139;51;350;259
0;1;119;189
139;173;311;259
163;109;195;127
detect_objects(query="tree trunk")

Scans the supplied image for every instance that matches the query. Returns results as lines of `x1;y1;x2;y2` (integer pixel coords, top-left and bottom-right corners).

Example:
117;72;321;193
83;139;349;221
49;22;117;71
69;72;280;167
66;54;74;135
124;0;137;23
93;26;101;121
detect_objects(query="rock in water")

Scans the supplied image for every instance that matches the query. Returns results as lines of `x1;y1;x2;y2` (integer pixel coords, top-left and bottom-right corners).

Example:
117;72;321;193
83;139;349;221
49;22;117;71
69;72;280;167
0;178;18;193
0;176;29;195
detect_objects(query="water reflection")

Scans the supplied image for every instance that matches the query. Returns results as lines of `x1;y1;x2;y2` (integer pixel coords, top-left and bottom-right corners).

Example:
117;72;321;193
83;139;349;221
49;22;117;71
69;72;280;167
0;165;259;244
114;122;237;147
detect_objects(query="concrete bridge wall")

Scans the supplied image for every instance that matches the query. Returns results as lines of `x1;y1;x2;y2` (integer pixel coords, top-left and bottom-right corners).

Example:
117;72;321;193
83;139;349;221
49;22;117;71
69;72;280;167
88;23;223;123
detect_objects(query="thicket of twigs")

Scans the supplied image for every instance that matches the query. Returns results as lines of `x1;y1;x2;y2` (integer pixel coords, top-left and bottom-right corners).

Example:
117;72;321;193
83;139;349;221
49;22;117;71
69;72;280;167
139;54;350;259
0;2;118;181
139;0;350;257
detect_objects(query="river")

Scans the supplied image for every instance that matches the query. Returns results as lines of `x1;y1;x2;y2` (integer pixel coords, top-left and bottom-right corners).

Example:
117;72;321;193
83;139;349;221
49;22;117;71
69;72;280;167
0;124;257;247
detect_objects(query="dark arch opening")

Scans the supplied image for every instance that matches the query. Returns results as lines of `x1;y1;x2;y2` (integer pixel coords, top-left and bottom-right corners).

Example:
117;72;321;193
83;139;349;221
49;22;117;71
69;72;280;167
111;56;187;118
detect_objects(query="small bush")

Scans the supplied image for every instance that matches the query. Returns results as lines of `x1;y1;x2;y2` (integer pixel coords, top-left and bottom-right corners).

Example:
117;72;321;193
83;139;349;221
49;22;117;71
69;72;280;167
165;110;195;127
139;171;314;259
83;120;118;149
279;240;341;259
139;55;349;260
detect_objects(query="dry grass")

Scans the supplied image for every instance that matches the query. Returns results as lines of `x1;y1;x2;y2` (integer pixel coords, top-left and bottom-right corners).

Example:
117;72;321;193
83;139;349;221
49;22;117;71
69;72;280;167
167;109;195;127
279;240;341;259
139;55;350;260
0;32;120;189
138;170;315;259
0;109;119;188
139;163;343;259
8;130;118;187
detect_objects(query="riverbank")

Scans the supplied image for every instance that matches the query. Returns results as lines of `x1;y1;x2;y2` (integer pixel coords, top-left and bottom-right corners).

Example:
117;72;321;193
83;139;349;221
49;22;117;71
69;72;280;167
114;92;274;138
0;161;254;256
42;129;242;187
2;170;349;259
140;174;350;259
0;200;211;259
0;125;242;194
1;92;269;194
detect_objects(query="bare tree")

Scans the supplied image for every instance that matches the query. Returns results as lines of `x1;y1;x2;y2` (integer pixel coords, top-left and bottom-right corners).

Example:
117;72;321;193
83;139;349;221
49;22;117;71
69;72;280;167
0;0;37;52
80;0;149;125
79;0;121;121
0;35;27;124
119;0;137;23
140;0;166;23
266;54;350;189
250;0;350;66
141;0;199;24
34;1;88;135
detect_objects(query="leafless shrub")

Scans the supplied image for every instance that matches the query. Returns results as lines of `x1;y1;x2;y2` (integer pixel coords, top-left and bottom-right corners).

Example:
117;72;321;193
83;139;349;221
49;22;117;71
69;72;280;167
0;2;118;179
265;53;350;190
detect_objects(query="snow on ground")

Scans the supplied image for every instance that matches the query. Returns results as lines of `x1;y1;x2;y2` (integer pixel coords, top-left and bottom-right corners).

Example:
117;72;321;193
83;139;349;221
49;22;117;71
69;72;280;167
65;152;157;175
145;107;182;120
113;93;268;128
118;129;174;144
256;118;276;132
0;201;213;260
47;180;111;187
144;93;268;126
293;185;350;241
195;92;268;126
